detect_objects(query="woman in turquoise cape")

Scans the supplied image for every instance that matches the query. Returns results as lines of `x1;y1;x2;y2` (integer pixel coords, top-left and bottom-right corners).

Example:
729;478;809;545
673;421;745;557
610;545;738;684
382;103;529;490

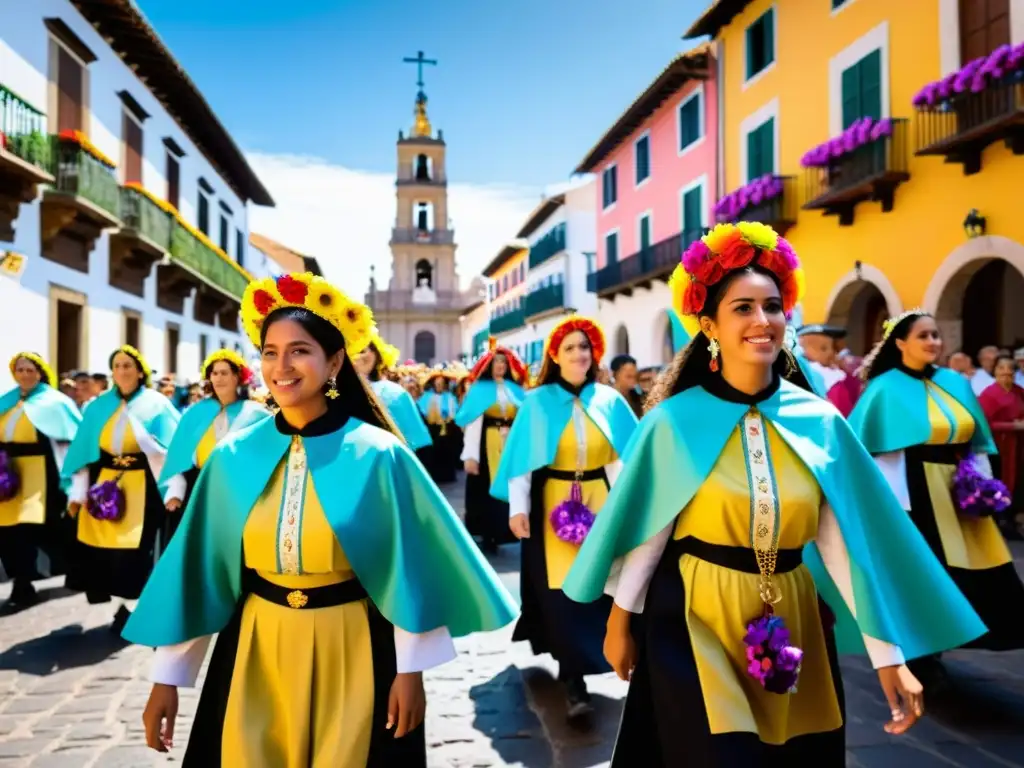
562;224;982;766
128;272;516;766
417;370;460;483
457;341;527;554
160;350;269;541
0;353;81;612
352;337;433;452
847;310;1024;682
491;315;638;724
62;345;180;631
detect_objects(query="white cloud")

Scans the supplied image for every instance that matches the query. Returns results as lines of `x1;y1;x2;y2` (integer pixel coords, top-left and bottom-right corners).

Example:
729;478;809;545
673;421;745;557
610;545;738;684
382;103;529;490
245;152;543;296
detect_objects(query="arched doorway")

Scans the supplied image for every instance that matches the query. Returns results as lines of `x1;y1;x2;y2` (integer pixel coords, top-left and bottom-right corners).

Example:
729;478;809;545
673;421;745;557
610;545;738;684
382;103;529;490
614;324;629;357
826;281;889;355
414;330;436;365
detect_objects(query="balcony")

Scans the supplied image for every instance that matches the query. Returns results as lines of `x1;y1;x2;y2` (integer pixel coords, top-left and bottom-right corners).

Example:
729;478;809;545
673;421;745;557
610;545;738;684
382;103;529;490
109;186;174;297
528;222;567;269
714;175;798;237
367;288;469;315
588;230;694;300
41;137;122;273
0;85;53;241
802;118;910;227
472;328;490;356
390;227;455;245
490;307;525;335
524;281;566;319
169;220;249;303
915;77;1024;175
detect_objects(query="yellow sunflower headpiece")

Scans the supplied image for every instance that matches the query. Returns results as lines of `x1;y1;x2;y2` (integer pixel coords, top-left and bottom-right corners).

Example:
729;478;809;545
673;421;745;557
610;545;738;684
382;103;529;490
368;333;400;371
241;272;374;356
202;349;254;385
9;352;57;389
110;344;152;387
669;222;806;337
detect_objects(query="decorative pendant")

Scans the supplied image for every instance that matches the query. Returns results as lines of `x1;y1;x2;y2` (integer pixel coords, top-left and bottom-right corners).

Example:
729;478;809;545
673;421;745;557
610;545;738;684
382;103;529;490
549;480;595;545
743;609;803;694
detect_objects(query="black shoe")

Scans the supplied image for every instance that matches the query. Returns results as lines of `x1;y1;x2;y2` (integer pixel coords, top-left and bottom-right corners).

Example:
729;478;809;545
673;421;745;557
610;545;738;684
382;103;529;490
110;605;132;634
564;676;594;724
86;591;112;605
482;538;499;555
0;581;37;614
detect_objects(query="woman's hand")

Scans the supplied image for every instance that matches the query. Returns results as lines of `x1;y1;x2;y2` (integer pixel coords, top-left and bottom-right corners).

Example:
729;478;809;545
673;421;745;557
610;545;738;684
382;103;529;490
165;498;183;513
67;501;81;518
387;672;425;738
464;459;480;475
877;665;923;734
604;604;637;681
142;683;178;752
509;513;530;539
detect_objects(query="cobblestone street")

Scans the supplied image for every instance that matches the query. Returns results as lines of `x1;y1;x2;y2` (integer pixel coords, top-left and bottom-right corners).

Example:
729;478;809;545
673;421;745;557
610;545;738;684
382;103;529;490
0;481;1022;767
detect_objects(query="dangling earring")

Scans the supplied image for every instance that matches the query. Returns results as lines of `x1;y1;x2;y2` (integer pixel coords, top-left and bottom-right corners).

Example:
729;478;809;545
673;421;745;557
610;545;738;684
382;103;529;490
325;376;339;400
708;338;721;373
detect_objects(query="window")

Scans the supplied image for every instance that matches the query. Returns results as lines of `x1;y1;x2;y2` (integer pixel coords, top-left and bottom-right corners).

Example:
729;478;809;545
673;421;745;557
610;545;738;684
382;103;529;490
55;45;84;133
166;153;180;210
682;184;703;237
841;49;882;128
602;165;618;209
123;311;141;350
678;89;703;152
959;0;1010;64
745;8;775;81
122;112;143;183
236;229;245;267
746;117;775;181
197;192;210;235
635;133;651;186
638;213;652;251
502;274;508;293
219;213;230;253
199;333;208;362
605;231;619;264
166;325;180;375
832;0;849;8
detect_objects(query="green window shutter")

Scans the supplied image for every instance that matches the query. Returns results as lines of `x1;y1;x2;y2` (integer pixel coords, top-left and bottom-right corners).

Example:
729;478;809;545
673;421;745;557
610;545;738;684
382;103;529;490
762;9;775;68
640;216;651;249
841;61;861;129
683;186;702;234
759;118;774;177
606;232;618;263
745;22;758;79
636;136;650;184
679;97;700;149
859;49;882;121
747;128;761;182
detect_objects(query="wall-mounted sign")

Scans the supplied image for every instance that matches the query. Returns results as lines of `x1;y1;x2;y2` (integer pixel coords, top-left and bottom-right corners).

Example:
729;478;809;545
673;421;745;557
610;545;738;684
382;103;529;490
0;251;27;280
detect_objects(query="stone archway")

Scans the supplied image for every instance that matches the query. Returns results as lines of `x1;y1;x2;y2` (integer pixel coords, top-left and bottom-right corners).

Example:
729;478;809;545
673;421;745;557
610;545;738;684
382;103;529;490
654;311;674;364
824;265;902;355
614;324;629;357
413;330;436;365
923;236;1024;357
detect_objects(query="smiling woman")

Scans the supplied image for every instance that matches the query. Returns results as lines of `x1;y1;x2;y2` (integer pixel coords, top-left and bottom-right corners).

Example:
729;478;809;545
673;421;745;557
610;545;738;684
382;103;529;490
121;272;517;765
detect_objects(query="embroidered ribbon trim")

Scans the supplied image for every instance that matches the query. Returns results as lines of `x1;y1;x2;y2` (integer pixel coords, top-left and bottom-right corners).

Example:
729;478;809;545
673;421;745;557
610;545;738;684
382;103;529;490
277;436;309;575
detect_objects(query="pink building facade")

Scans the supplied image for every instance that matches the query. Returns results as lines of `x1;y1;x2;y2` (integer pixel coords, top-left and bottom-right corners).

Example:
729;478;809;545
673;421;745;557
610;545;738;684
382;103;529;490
576;45;718;367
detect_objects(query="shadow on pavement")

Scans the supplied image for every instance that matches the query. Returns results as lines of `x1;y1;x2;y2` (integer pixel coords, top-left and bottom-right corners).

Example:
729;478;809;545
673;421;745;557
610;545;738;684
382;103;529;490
0;584;77;616
469;665;554;766
0;622;128;676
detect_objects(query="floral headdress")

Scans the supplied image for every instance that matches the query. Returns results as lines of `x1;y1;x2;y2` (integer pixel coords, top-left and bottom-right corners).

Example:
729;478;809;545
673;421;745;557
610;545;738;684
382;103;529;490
368;333;400;371
544;316;607;366
669;222;805;337
469;336;528;384
421;364;457;389
111;344;152;387
202;349;253;385
9;352;57;389
882;308;929;342
241;272;374;356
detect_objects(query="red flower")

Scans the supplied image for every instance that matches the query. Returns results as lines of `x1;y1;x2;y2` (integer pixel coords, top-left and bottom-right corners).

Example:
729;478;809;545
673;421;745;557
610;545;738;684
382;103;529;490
253;289;276;315
683;281;708;315
239;366;254;385
276;276;308;304
718;238;756;270
781;275;800;310
757;249;792;280
694;259;725;285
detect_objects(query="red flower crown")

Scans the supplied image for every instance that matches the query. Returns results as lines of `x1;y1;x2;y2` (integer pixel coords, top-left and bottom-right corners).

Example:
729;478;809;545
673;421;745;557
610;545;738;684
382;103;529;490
545;316;607;366
469;337;528;383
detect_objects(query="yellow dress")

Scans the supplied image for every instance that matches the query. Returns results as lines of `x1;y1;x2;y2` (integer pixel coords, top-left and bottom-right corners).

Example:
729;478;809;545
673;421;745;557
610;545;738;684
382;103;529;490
672;414;841;745
542;413;617;589
195;421;220;469
0;404;46;527
920;381;1010;570
482;400;518;484
222;436;375;767
76;405;148;550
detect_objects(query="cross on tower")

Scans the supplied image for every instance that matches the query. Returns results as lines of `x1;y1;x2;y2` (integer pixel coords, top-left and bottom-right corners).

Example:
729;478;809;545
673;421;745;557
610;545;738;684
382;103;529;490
403;50;438;90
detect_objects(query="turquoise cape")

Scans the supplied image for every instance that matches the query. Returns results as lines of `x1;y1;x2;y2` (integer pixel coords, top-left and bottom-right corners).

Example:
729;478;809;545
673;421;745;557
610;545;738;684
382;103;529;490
417;390;457;420
122;416;518;646
159;399;270;485
847;366;997;455
489;382;639;501
0;384;81;442
62;388;181;478
371;379;432;450
793;347;827;398
667;309;691;354
454;379;525;428
561;380;985;660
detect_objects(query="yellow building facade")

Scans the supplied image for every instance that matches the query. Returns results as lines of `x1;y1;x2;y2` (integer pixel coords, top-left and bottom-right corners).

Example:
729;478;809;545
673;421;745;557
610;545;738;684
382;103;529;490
689;0;1024;356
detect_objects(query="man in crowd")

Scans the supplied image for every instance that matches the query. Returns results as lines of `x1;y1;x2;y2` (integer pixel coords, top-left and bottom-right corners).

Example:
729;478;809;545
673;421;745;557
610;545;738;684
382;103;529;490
797;324;860;417
638;366;658;397
971;345;999;396
90;373;109;398
610;354;644;419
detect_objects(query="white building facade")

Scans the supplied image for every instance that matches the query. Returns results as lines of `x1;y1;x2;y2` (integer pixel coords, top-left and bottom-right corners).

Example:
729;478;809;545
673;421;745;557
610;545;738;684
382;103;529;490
0;0;273;388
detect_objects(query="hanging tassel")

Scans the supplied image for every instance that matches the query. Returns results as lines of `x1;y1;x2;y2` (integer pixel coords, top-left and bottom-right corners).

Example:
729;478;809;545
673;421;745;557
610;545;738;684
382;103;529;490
549;480;595;545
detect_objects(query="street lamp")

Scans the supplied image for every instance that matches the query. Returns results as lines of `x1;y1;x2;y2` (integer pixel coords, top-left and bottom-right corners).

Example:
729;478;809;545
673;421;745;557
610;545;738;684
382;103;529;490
963;209;986;239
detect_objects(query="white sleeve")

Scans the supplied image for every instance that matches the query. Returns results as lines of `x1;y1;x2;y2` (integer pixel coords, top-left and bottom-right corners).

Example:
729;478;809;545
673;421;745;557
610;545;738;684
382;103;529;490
49;439;70;473
394;626;457;672
873;451;910;510
606;523;673;614
604;458;624;487
69;469;89;505
509;473;531;518
971;452;993;479
163;473;188;504
150;636;213;687
459;417;483;462
816;502;905;669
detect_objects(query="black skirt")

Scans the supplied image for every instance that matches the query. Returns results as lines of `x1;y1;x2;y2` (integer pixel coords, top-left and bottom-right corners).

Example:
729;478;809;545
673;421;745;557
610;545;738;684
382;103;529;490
464;416;517;545
612;537;846;767
423;423;458;484
184;572;426;767
64;450;168;601
164;466;199;543
512;467;612;678
903;442;1024;651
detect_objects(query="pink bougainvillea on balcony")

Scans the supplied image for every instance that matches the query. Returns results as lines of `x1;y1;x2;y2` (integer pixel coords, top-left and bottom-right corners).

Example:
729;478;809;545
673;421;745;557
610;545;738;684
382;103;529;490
713;175;784;222
799;117;892;169
912;42;1024;109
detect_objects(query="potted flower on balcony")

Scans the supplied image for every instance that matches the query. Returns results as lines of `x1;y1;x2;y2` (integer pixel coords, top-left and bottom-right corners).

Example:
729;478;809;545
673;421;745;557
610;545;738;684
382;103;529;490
714;175;784;223
912;42;1024;111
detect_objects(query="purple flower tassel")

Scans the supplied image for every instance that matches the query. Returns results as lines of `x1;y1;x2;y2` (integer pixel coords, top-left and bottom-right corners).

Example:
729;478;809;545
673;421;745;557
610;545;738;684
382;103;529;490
549;481;594;545
86;478;125;522
953;456;1011;518
744;613;803;694
0;450;20;502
